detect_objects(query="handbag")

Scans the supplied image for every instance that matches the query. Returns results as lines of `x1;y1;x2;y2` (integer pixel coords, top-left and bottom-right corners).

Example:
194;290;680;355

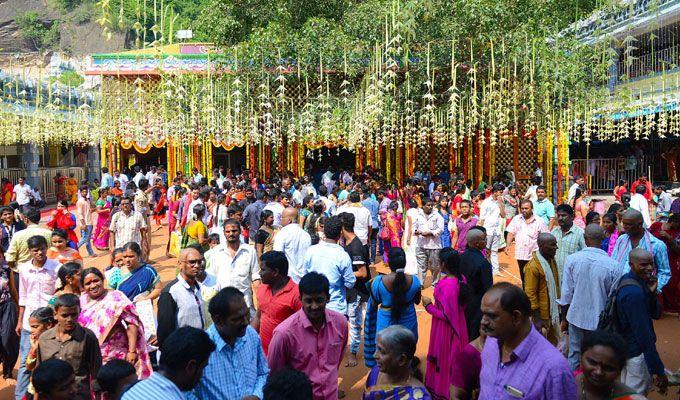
169;229;182;257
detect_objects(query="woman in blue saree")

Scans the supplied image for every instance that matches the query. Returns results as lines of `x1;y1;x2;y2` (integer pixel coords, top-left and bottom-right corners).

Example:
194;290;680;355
364;325;431;400
108;242;161;302
365;247;422;368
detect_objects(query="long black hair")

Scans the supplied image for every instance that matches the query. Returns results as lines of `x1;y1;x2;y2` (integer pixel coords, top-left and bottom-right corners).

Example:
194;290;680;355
439;248;471;306
387;247;408;323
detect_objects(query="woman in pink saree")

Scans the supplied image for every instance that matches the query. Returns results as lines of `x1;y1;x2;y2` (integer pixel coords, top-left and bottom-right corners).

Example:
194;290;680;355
380;201;402;263
93;188;111;250
78;268;152;379
422;248;469;400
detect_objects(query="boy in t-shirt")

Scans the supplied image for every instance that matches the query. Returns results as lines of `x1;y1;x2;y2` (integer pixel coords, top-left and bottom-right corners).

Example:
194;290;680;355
35;294;102;400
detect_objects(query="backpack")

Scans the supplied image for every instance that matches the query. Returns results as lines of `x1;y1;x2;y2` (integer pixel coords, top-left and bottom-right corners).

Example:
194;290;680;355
597;278;643;333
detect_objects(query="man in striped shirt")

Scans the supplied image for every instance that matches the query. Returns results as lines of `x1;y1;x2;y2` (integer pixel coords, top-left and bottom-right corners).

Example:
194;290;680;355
121;327;215;400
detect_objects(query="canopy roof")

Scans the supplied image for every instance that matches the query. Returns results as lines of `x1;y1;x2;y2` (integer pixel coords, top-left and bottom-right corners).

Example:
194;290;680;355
85;43;227;76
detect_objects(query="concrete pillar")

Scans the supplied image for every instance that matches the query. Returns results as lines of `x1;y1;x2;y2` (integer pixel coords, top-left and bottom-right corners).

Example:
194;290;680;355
21;144;40;188
86;144;101;183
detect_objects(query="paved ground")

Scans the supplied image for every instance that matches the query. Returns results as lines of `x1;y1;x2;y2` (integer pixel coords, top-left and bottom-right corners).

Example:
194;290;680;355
1;220;678;399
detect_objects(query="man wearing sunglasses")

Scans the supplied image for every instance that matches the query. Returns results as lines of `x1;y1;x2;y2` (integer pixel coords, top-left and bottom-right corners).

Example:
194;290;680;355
156;246;206;348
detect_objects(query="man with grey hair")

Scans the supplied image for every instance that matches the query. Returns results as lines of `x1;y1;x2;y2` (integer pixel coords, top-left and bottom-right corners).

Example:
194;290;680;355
559;224;621;370
523;232;560;344
611;209;670;292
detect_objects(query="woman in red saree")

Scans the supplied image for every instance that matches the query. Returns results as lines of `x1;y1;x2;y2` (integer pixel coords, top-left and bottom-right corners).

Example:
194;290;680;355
380;201;402;263
649;214;680;312
53;173;66;202
423;248;469;400
1;179;12;206
152;184;167;226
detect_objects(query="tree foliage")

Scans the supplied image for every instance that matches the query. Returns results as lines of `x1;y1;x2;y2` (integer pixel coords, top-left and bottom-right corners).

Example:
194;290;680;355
15;11;61;51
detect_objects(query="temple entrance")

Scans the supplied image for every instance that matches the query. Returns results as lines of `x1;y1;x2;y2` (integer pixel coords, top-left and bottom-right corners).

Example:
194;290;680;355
213;145;247;173
306;147;356;185
120;147;167;170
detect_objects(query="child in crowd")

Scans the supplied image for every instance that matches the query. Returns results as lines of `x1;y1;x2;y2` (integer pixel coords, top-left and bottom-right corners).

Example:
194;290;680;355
46;229;83;267
451;200;479;251
104;248;125;288
23;307;56;398
34;294;102;400
97;359;138;400
31;359;77;400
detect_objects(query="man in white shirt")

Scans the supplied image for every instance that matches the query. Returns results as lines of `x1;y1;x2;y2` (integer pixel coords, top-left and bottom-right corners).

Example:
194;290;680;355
414;198;444;286
630;183;652;228
300;176;317;198
317;185;336;215
206;219;260;316
273;207;311;283
280;178;302;206
145;166;158;186
523;176;542;202
132;167;145;187
263;189;286;227
12;177;32;207
568;176;585;202
559;224;622;371
113;170;129;191
335;192;372;247
192;167;203;184
479;183;506;274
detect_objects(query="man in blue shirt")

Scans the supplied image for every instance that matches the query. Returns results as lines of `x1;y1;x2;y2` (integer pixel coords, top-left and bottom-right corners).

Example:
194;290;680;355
611;209;671;292
302;216;356;314
532;185;555;228
100;167;114;189
187;287;269;400
361;187;380;263
122;327;215;400
616;248;668;396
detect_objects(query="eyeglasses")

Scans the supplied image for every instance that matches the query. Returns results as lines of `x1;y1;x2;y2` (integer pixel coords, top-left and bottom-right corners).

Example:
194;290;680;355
182;258;204;265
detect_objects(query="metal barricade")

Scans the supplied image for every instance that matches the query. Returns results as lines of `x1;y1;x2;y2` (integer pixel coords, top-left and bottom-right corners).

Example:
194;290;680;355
0;167;87;203
570;157;649;194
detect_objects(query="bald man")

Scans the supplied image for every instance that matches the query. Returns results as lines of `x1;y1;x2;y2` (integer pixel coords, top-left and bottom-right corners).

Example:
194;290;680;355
157;246;205;347
616;247;668;395
460;227;493;340
559;224;621;370
611;209;671;293
523;233;561;344
273;207;312;283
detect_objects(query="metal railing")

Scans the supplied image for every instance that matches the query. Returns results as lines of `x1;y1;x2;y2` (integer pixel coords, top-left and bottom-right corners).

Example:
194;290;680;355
570;157;649;193
0;167;87;204
618;44;680;82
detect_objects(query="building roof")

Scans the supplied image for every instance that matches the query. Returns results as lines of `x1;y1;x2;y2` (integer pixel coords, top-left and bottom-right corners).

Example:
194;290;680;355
562;0;680;43
85;43;229;76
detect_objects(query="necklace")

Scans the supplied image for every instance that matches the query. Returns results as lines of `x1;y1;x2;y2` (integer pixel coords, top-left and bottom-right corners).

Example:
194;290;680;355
579;377;615;400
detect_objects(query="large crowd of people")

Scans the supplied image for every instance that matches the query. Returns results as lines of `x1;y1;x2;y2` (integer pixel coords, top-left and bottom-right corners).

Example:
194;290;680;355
0;163;678;400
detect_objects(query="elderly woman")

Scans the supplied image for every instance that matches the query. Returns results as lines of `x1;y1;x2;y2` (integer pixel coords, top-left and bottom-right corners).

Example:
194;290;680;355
78;267;152;379
576;330;647;400
363;325;430;400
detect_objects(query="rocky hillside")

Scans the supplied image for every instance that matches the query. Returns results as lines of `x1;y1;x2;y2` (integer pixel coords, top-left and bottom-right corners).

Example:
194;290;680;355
0;0;126;71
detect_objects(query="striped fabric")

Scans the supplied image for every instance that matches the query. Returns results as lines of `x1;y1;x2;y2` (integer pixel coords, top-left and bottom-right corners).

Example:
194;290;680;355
121;372;184;400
